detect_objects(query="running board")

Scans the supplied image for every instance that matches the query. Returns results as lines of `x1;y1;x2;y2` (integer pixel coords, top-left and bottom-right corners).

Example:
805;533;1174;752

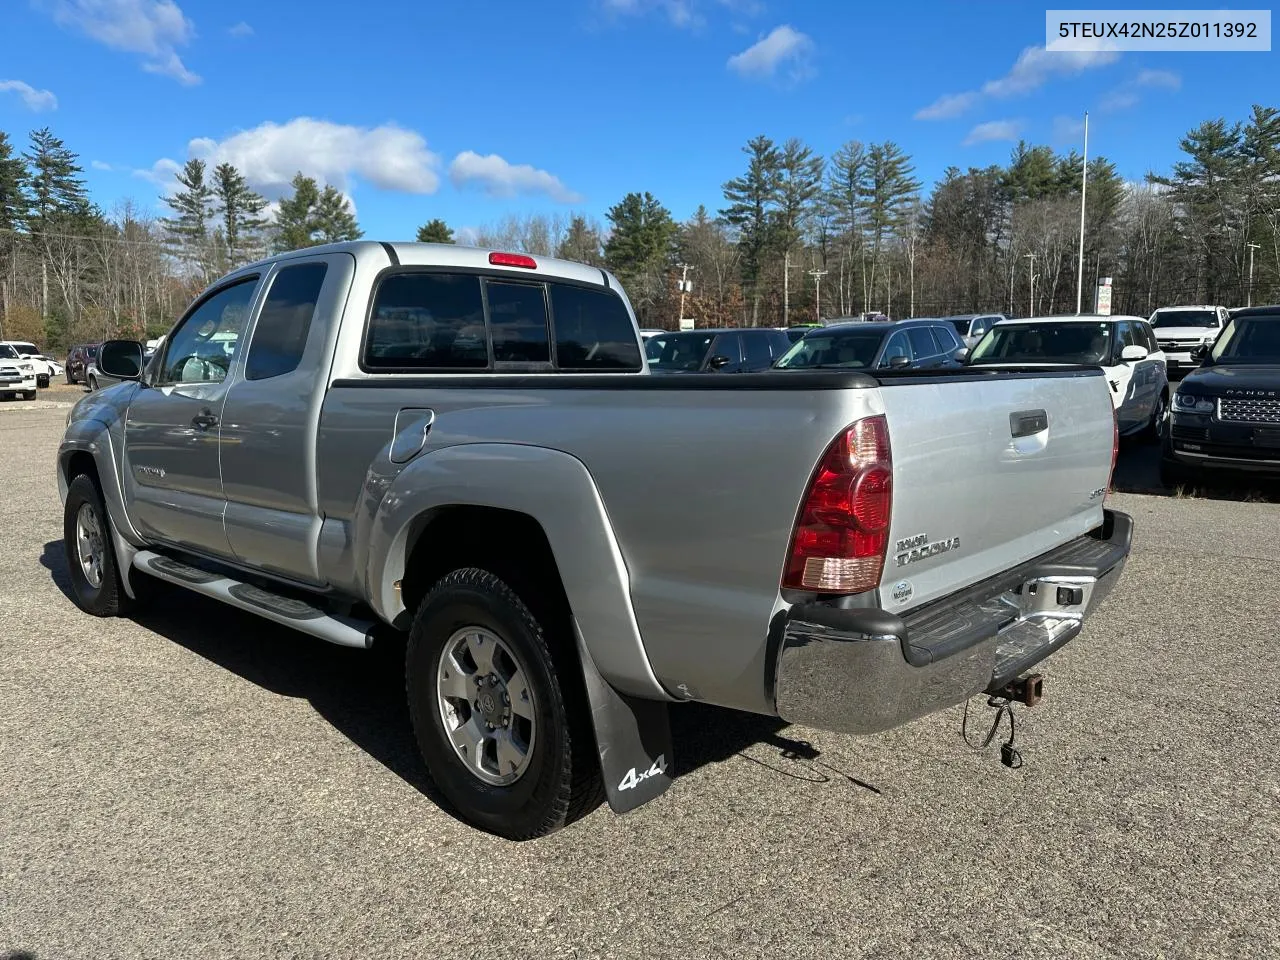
132;550;375;649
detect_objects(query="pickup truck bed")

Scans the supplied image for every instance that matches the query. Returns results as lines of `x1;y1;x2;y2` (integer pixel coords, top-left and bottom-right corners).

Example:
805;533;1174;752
57;241;1130;839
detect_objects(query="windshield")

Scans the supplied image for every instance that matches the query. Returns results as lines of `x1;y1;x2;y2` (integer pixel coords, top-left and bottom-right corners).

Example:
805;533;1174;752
12;342;39;355
644;333;714;371
969;322;1113;365
0;345;17;360
1151;309;1218;329
1210;318;1280;364
775;330;884;369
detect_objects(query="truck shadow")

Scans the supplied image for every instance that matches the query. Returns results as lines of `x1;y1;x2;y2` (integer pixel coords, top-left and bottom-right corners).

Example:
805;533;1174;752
39;540;857;821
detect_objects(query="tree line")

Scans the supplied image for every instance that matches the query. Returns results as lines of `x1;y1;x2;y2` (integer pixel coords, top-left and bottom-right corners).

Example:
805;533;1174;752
1;103;1277;350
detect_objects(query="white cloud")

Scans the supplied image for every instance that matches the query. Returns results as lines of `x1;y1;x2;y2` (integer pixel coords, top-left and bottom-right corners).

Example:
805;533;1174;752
133;156;182;192
963;120;1022;146
1135;68;1180;90
915;92;978;121
602;0;698;27
0;79;57;111
726;25;814;82
1099;90;1139;112
38;0;200;85
916;43;1118;121
174;118;442;197
448;151;582;204
228;20;253;37
90;159;113;171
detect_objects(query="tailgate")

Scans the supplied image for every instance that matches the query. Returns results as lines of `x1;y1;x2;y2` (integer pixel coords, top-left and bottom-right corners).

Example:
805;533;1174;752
877;369;1114;612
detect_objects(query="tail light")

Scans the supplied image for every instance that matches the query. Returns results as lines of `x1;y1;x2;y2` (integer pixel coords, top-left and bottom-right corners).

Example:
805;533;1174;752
783;415;893;593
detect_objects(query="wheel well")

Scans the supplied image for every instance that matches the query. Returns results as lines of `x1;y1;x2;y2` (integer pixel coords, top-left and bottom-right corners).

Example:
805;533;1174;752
400;506;573;633
63;450;99;487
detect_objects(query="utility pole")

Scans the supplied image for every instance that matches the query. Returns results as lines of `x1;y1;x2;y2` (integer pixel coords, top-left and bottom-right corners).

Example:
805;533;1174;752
1247;242;1261;307
1023;253;1036;317
808;268;827;322
676;263;693;326
1076;111;1089;315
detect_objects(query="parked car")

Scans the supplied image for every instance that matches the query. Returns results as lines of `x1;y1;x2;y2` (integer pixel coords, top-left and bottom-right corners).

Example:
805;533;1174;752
61;240;1130;840
967;315;1169;439
774;319;966;372
65;343;99;385
0;340;53;387
945;313;1008;348
0;343;38;399
1148;305;1229;378
644;327;791;372
1162;304;1280;486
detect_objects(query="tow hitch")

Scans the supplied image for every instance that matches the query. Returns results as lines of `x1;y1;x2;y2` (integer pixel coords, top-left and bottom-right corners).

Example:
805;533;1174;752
961;673;1045;769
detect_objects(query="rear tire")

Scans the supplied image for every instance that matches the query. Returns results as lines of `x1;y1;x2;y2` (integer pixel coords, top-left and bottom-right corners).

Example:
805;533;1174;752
63;474;136;617
405;567;602;840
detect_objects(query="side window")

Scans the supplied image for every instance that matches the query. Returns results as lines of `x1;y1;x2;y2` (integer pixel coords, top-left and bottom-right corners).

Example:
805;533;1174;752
710;333;743;371
1141;323;1159;353
157;278;257;386
971;319;988;338
1114;321;1135;361
548;283;642;371
931;325;959;353
365;273;487;370
741;331;775;370
245;263;327;380
486;280;550;364
881;330;911;365
907;326;937;358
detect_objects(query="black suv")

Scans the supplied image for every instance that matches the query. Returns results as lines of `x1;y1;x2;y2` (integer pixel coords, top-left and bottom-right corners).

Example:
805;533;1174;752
1162;305;1280;485
644;328;793;373
66;343;100;385
772;319;966;372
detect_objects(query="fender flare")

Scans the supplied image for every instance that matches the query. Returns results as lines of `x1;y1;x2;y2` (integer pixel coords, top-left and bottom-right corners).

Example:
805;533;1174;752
364;442;670;702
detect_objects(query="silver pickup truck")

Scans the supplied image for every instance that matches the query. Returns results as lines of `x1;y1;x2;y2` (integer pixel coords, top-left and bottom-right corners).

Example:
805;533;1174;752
58;241;1131;839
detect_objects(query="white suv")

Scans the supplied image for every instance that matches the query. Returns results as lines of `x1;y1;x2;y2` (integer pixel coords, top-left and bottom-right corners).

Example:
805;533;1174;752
0;343;38;399
1148;306;1228;377
0;340;52;388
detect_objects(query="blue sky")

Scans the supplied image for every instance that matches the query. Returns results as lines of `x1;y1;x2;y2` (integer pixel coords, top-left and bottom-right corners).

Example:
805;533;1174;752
0;0;1275;239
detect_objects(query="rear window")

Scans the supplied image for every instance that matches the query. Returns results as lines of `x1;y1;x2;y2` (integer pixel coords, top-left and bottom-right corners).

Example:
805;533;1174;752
365;273;488;369
549;283;642;371
486;280;550;364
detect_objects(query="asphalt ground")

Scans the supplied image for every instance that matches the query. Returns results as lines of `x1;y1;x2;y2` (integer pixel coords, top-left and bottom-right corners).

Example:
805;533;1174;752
1;402;1277;960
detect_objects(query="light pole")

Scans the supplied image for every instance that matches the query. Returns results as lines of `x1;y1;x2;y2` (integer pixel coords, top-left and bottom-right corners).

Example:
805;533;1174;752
1076;111;1089;314
1247;242;1261;307
676;263;693;325
1023;253;1036;317
808;268;827;322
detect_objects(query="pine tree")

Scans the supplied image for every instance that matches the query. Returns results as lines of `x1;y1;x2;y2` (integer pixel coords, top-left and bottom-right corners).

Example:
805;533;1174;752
24;127;87;226
773;138;824;323
273;173;321;252
860;141;920;312
555;215;603;265
315;185;361;243
212;162;268;266
415;218;454;243
0;131;30;232
163;159;215;273
604;192;676;323
721;135;781;324
826;141;867;316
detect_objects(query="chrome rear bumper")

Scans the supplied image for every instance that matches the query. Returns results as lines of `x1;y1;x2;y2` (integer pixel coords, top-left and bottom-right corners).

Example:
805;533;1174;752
773;510;1131;735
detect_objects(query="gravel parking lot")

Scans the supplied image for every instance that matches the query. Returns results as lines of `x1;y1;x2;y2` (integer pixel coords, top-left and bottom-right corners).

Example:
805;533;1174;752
2;404;1277;960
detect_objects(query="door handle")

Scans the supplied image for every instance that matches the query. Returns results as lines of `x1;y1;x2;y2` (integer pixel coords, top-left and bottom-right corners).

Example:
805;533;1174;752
1010;409;1048;438
191;412;219;430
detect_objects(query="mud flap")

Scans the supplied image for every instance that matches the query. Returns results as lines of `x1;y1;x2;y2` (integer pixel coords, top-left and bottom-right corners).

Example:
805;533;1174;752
573;623;673;813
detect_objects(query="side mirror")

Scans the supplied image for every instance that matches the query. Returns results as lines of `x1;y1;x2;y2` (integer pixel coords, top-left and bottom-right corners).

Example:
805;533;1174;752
888;354;911;368
953;347;970;363
706;354;732;371
1120;344;1148;362
97;339;145;380
1191;343;1209;361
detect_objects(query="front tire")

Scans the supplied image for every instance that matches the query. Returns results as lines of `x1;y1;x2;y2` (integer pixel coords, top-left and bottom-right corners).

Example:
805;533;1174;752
405;567;602;840
63;474;135;617
1144;391;1169;444
23;390;36;400
87;375;98;392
